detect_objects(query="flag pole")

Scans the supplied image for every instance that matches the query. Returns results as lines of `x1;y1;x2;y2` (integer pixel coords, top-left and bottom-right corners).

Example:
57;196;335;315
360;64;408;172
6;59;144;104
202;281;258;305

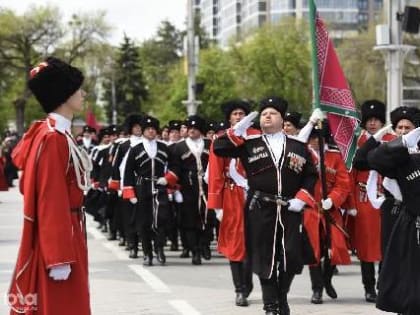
308;0;336;252
309;0;320;111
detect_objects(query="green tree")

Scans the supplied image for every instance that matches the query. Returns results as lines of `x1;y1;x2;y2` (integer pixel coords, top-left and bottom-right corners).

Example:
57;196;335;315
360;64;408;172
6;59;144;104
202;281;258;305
229;19;312;115
336;28;386;105
0;5;111;134
0;5;63;135
103;35;148;123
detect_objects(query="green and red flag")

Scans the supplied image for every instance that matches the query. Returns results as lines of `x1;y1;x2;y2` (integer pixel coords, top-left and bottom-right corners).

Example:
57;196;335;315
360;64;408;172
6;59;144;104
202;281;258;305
309;0;360;169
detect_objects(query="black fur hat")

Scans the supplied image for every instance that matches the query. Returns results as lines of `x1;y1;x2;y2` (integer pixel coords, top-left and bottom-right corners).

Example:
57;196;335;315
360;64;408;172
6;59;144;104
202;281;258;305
284;111;302;128
141;115;160;131
168;120;182;132
390;106;420;129
124;114;143;134
28;56;84;113
221;99;251;122
186;115;206;134
361;100;386;127
259;96;288;118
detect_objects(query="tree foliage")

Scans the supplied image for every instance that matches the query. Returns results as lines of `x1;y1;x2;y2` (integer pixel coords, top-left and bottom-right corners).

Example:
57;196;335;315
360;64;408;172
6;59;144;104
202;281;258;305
102;35;148;124
0;5;111;134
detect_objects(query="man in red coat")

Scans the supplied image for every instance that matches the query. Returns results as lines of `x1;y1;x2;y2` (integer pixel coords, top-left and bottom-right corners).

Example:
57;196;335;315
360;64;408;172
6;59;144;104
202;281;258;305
304;125;351;304
207;99;254;307
8;57;92;315
350;100;394;303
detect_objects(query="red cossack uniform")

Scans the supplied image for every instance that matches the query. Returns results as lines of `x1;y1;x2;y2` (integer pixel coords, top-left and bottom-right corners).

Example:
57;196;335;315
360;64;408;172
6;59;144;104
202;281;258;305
207;142;247;261
349;131;395;262
8;117;90;315
0;156;8;191
304;147;351;265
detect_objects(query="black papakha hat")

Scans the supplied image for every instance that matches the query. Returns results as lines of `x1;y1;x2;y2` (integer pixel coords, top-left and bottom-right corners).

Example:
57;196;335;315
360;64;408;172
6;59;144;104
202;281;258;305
124;114;143;134
361;100;386;127
390;106;420;129
221;99;251;122
284;111;302;128
141;115;160;131
28;56;84;113
186;115;206;134
168;120;182;132
259;96;288;118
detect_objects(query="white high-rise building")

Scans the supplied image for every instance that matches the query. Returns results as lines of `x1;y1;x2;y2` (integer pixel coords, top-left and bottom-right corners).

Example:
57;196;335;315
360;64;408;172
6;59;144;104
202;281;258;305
199;0;384;47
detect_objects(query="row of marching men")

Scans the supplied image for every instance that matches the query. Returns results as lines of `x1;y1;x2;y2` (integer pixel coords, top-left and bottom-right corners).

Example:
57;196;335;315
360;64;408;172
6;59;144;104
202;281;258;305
81;114;224;267
80;97;419;315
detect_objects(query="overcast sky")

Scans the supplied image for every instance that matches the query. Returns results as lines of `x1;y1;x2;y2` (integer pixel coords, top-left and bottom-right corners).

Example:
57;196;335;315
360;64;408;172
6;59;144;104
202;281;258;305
0;0;187;44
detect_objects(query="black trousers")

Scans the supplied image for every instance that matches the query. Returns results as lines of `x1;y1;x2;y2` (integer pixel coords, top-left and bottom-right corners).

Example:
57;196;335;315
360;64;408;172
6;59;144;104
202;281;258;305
230;260;253;294
361;261;376;292
259;267;295;312
141;224;166;256
309;259;335;292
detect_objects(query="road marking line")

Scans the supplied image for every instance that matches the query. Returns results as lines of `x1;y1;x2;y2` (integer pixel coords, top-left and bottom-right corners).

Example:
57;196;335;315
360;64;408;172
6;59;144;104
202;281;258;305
102;242;129;261
128;264;171;293
168;300;201;315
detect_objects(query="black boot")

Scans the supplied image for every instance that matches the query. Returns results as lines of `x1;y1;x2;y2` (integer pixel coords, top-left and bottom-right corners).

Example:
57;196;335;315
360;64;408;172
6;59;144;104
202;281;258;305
264;303;279;315
311;290;323;304
201;245;211;260
156;247;166;265
325;282;337;299
365;289;377;303
361;261;376;303
170;242;178;251
180;248;190;258
118;238;126;247
192;250;202;265
235;292;249;307
107;231;117;241
143;253;153;266
129;248;138;259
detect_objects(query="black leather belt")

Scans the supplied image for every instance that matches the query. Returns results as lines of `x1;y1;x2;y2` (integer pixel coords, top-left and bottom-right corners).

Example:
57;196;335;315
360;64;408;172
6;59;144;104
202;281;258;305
252;190;289;206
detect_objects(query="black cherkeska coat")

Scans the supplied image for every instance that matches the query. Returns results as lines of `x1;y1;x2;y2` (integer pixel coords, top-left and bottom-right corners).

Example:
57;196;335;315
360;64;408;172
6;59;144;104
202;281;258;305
214;130;317;279
368;137;420;314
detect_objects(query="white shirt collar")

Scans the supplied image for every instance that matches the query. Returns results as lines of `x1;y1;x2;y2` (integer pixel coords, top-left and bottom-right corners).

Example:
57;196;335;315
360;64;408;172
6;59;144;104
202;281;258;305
143;138;157;158
49;112;72;133
263;131;285;164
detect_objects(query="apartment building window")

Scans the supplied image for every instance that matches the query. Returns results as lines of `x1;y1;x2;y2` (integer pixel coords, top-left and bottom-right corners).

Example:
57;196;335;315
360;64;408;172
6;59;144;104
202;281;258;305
259;1;267;11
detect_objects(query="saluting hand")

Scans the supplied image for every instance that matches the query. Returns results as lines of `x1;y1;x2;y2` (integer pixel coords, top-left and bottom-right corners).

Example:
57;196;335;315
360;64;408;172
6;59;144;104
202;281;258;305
233;111;258;137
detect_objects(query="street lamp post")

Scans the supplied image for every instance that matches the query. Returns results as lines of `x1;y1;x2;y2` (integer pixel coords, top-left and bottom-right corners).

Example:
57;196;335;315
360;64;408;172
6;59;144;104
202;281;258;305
374;0;415;121
183;0;201;115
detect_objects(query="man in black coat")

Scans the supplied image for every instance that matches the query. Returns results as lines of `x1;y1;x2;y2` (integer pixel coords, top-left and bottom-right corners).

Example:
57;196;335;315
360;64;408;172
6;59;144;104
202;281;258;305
161;115;213;265
367;125;420;315
122;115;170;266
213;97;317;315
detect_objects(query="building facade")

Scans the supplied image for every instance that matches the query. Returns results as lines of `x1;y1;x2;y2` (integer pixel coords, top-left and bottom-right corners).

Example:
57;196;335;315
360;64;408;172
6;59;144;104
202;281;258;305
199;0;384;47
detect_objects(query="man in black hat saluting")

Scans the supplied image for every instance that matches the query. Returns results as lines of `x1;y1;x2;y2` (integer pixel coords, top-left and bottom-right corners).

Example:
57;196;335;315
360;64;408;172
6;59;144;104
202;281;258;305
213;96;317;315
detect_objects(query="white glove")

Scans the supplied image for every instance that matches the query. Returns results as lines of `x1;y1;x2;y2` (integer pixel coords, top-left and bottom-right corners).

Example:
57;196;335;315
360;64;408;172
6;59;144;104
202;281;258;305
288;198;306;213
382;177;402;202
366;170;385;209
309;108;325;125
174;190;183;203
373;124;393;141
347;208;357;216
402;127;420;148
233;111;258;137
321;198;333;210
49;264;71;281
214;208;223;222
129;197;138;204
156;177;168;186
